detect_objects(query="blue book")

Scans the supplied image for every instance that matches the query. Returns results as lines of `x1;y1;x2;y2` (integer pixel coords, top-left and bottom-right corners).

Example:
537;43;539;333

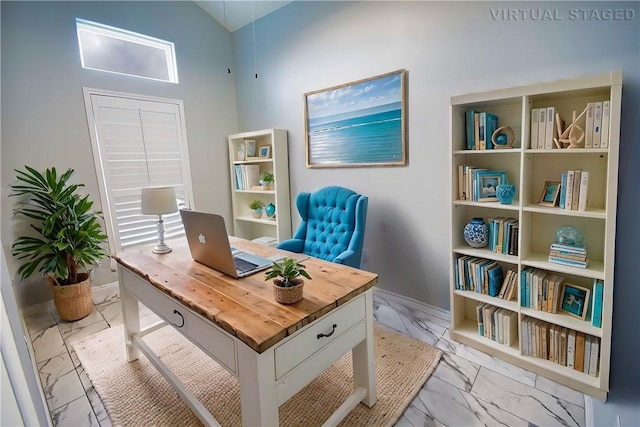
592;280;603;327
559;173;568;209
487;264;504;297
485;113;499;149
465;110;477;150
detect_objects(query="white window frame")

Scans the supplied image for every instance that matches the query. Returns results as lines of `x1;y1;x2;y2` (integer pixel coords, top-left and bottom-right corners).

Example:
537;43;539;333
76;18;179;83
83;87;194;263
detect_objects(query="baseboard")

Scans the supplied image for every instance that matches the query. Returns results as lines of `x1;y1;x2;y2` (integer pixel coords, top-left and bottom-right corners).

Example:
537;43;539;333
584;394;594;427
21;281;120;317
372;287;450;322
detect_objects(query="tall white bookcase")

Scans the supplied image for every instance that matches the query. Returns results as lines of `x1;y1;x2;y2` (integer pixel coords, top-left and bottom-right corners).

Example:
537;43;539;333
228;129;291;243
449;71;622;400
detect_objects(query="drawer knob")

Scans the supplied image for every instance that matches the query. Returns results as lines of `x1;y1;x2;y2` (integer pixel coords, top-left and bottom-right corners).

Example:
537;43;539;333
173;309;185;328
317;324;337;339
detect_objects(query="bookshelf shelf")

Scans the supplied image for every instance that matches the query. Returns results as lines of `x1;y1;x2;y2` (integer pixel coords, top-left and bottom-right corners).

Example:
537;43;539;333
450;71;621;401
228;129;292;243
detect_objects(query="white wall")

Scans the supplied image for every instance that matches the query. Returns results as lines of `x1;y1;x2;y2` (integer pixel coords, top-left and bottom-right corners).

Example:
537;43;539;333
1;1;238;306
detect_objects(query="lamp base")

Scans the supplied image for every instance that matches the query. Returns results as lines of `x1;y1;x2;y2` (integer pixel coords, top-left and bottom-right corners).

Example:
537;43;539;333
152;243;172;254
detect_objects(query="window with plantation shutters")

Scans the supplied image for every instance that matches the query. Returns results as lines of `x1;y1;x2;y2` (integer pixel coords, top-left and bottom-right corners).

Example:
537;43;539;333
83;89;193;255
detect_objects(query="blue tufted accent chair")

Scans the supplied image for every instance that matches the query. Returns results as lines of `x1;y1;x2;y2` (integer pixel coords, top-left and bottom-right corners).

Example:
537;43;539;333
276;186;368;269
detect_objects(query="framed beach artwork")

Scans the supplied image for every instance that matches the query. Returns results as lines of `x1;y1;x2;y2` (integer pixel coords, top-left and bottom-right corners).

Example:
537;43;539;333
304;69;407;167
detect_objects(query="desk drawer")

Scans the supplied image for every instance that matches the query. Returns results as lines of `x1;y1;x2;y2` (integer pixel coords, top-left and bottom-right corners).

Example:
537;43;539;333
274;294;366;379
120;268;237;374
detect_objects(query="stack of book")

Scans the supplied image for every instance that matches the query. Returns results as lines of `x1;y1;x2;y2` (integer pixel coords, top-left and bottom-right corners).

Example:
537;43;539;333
548;243;588;268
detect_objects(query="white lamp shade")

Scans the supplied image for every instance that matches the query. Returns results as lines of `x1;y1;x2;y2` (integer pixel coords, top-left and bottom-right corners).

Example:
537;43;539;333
141;187;178;215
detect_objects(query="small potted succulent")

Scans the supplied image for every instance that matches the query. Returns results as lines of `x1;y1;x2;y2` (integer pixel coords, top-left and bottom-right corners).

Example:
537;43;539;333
264;258;312;304
259;171;274;190
249;199;265;218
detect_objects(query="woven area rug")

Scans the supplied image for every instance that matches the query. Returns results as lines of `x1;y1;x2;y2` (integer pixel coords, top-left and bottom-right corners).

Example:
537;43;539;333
73;322;441;426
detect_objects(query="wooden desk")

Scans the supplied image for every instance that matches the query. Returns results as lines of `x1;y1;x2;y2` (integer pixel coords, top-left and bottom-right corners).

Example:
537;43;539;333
114;237;378;426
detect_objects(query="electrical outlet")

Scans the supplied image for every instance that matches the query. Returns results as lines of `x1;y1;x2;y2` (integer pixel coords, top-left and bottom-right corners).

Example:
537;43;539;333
362;249;369;263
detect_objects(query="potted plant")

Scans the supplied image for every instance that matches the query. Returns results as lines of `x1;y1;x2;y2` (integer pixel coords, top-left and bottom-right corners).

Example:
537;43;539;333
249;199;265;218
10;166;108;321
264;258;312;304
259;171;274;190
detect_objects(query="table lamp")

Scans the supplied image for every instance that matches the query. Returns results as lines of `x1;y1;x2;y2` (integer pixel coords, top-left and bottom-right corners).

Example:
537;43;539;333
141;187;178;254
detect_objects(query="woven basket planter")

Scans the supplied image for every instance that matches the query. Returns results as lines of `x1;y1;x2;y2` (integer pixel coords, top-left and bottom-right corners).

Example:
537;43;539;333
50;273;93;321
272;279;304;304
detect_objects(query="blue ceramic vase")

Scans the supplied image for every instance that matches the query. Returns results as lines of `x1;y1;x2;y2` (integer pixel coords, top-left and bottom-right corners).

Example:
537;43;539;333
464;218;489;248
496;184;516;205
265;203;276;218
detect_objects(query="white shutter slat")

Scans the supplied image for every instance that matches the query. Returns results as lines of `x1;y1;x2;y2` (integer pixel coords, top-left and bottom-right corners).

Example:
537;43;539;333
91;95;189;250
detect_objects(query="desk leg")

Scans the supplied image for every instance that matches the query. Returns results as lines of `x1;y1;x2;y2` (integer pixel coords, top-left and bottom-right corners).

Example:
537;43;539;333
352;289;377;407
237;343;278;426
118;273;141;362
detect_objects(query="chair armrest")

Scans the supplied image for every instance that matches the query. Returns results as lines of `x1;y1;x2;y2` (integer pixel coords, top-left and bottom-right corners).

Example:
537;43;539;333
333;249;356;267
276;239;305;253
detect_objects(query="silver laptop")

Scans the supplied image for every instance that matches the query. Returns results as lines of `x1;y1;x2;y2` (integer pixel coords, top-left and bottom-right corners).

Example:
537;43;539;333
180;209;272;278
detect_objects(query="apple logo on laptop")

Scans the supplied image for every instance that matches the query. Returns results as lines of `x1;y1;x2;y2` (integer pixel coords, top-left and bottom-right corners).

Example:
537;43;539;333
198;233;206;244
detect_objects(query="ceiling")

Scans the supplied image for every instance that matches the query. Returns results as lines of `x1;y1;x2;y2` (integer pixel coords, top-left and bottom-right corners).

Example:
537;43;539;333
194;0;293;32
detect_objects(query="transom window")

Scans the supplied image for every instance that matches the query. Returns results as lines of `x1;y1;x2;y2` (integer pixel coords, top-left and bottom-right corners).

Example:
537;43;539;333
76;18;178;83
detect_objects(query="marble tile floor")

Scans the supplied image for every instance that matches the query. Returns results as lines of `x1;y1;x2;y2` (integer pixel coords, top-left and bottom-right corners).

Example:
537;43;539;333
24;286;586;426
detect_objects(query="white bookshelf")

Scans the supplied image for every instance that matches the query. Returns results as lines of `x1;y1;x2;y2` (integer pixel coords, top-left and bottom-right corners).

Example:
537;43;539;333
449;71;622;400
228;129;291;243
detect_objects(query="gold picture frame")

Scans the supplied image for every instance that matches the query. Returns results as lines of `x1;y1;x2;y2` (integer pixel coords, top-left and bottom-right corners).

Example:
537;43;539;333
538;181;561;207
304;69;407;168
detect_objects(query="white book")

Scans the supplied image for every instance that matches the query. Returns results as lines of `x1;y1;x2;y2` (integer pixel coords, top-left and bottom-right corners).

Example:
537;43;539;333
585;103;594;148
578;171;589;212
545;106;556;149
537;107;547;149
571;170;582;211
565;170;575;211
583;334;592;374
589;337;600;376
244;164;261;188
521;318;530;355
567;329;576;368
600;100;611;149
592;101;603;148
530;108;539;149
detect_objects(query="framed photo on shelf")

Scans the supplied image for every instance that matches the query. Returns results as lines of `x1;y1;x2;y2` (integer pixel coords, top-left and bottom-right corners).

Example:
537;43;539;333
245;139;257;158
560;283;590;320
304;69;407;168
475;170;507;202
259;146;271;158
538;181;561;207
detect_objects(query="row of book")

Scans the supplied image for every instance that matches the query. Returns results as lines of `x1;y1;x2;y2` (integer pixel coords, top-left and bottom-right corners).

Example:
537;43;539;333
476;303;518;347
488;217;519;256
530;101;610;150
548;242;588;269
476;304;518;346
559;170;589;211
520;267;565;312
233;164;260;190
521;317;600;376
465;110;499;150
454;256;503;296
457;165;507;202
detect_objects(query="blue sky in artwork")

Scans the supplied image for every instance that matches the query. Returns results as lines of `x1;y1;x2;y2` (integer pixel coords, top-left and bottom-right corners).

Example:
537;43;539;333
307;73;402;119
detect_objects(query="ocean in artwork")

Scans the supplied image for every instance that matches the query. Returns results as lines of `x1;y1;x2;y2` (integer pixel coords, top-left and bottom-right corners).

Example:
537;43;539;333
307;101;403;165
